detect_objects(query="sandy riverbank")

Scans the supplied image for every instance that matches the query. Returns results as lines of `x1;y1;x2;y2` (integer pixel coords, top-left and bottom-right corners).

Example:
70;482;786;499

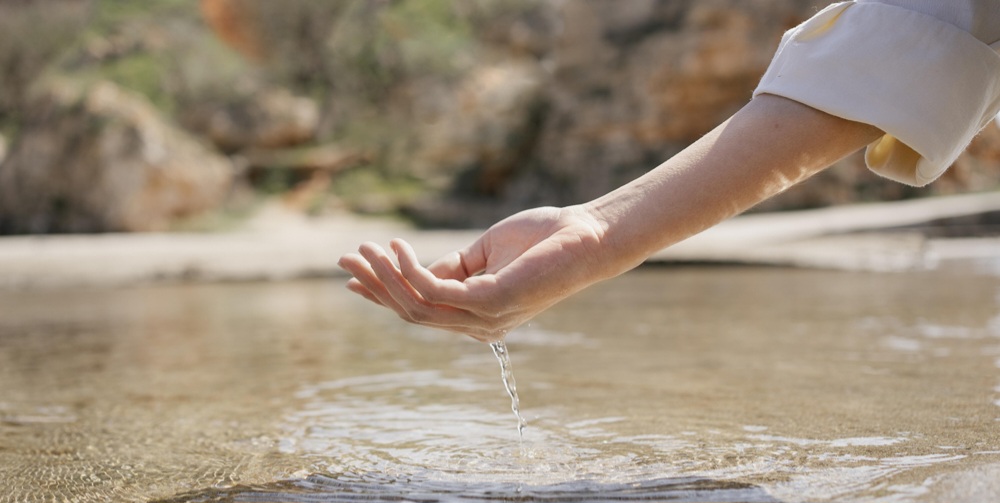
2;191;1000;291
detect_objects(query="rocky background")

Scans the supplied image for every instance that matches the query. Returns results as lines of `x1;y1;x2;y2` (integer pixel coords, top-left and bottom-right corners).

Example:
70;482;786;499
1;0;997;233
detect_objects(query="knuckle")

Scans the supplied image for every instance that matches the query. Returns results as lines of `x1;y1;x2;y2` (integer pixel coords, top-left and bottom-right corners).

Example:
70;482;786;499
419;289;441;305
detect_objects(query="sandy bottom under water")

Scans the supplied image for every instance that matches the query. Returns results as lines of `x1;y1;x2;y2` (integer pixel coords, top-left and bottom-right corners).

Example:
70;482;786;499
2;265;1000;502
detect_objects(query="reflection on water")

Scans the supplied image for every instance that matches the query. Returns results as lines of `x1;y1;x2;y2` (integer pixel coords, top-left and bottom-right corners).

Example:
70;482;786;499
2;266;1000;502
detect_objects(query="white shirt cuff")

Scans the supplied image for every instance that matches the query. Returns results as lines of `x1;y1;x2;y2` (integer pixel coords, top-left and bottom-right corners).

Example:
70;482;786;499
754;1;1000;186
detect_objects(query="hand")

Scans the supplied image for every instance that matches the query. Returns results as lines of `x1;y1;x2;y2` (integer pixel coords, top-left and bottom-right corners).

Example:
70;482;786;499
337;205;611;342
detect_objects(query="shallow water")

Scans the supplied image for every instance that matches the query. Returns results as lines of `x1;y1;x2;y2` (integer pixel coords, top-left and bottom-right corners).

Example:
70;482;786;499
2;265;999;502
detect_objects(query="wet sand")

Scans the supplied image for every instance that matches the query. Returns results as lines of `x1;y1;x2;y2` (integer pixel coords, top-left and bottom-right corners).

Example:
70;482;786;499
1;191;1000;290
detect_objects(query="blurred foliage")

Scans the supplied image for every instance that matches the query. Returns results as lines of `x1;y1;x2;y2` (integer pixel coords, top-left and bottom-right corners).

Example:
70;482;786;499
2;0;995;233
324;0;474;100
0;0;575;227
332;167;426;215
90;0;192;31
77;0;255;115
0;0;539;141
0;0;91;132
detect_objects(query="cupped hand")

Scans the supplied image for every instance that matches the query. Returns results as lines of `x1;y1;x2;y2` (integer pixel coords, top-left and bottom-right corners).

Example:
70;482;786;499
337;205;612;342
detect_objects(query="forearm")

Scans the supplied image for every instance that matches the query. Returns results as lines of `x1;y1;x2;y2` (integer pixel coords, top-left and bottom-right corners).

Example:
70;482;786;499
337;95;883;341
582;94;882;276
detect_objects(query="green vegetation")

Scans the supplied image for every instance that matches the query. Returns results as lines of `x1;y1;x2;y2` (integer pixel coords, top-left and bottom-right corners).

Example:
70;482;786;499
74;1;252;116
381;0;475;77
0;0;90;122
332;168;426;215
0;0;547;228
90;0;194;31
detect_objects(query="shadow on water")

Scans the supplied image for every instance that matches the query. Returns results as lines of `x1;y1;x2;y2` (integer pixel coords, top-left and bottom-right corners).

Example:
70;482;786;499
155;472;779;503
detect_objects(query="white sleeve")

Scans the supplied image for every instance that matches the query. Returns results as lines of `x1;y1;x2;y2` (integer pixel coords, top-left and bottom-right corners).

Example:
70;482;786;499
753;1;1000;186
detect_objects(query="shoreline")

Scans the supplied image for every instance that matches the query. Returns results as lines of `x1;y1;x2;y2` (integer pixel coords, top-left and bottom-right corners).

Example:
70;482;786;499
2;191;999;291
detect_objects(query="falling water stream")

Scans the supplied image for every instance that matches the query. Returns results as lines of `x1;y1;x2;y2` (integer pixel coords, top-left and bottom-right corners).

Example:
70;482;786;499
489;340;527;440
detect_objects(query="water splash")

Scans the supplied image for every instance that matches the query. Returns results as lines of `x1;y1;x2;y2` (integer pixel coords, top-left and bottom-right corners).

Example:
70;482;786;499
490;340;527;440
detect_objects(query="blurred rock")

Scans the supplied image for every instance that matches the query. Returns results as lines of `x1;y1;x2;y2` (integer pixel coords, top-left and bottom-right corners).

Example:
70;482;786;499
407;0;825;226
210;90;319;151
404;0;1000;227
0;81;233;234
403;59;547;225
20;0;986;232
411;59;547;193
949;121;1000;191
182;89;320;153
199;0;344;90
0;133;6;166
242;143;368;172
199;0;267;61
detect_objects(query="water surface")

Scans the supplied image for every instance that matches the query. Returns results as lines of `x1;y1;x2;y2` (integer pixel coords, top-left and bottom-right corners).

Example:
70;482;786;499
2;265;999;502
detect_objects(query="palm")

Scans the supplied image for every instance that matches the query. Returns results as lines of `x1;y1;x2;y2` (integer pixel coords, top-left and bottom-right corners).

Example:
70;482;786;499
338;205;607;341
442;206;606;317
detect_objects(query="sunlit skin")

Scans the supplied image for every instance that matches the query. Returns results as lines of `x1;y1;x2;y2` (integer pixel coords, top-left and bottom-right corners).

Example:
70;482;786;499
338;94;883;342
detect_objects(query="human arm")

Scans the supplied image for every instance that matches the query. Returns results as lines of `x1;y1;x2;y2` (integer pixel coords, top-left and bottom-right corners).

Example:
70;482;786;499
339;1;1000;342
337;94;882;342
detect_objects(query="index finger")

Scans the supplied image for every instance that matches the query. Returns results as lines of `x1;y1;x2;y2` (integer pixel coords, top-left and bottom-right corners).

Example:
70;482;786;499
392;239;492;311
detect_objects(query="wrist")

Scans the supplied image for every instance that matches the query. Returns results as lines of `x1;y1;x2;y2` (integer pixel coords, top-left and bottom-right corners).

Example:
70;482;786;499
573;201;648;279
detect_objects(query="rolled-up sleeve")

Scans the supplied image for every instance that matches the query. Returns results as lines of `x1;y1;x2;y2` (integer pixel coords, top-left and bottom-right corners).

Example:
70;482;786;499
753;1;1000;186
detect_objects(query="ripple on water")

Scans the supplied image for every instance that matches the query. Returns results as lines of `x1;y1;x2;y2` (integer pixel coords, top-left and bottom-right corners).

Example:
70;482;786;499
155;472;779;503
175;369;780;503
280;370;634;481
158;366;969;503
198;355;988;503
